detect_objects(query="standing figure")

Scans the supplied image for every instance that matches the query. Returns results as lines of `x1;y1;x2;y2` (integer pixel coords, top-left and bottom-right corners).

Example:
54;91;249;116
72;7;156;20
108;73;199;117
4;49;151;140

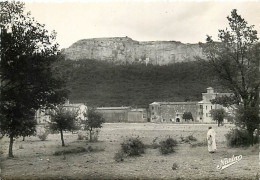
207;126;216;153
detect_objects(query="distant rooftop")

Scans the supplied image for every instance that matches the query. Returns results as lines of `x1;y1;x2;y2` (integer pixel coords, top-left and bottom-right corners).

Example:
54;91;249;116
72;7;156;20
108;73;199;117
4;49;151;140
150;102;198;105
97;107;131;110
130;108;146;112
63;103;85;108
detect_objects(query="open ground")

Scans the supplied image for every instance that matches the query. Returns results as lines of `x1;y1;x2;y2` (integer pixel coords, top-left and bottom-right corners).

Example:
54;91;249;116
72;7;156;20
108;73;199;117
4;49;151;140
1;123;259;180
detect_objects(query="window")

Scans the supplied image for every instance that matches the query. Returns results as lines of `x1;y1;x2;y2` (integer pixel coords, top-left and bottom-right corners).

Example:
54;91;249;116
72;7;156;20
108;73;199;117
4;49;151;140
206;106;207;110
206;113;208;117
152;106;154;110
200;105;203;109
211;106;213;110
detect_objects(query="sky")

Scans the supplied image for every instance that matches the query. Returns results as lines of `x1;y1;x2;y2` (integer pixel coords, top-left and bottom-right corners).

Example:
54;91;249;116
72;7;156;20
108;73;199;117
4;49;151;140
25;1;260;49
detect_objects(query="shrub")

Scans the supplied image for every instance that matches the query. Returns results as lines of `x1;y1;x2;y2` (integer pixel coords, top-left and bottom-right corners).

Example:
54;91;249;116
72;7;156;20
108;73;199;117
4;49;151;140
91;129;100;142
180;135;197;143
172;163;178;170
187;135;197;142
37;131;49;141
78;133;85;140
114;150;125;162
225;128;251;147
87;145;93;152
77;131;88;140
159;137;178;155
54;147;87;156
121;138;145;156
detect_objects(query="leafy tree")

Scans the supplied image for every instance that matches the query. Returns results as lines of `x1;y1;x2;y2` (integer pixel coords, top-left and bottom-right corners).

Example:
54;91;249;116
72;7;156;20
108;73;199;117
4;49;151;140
21;116;37;141
49;107;79;146
235;105;259;143
83;107;105;142
0;1;68;157
182;112;193;121
210;108;226;127
210;95;238;108
200;9;260;145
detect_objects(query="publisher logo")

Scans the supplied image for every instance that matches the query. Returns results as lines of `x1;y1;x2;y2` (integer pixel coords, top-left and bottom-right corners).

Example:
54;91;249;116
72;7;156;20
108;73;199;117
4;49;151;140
217;155;242;170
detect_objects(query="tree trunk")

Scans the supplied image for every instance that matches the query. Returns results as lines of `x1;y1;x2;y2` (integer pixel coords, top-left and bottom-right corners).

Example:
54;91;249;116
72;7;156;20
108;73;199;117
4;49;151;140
247;128;254;146
9;135;14;158
218;121;220;127
60;129;65;146
250;131;254;146
89;129;92;142
22;136;25;141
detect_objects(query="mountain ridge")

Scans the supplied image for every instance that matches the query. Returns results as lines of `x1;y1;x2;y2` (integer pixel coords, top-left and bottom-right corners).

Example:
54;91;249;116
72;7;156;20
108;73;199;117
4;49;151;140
61;37;204;65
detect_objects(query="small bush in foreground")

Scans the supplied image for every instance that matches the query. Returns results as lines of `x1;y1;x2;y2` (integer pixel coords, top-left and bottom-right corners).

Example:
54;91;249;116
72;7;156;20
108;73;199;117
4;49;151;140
225;128;251;147
54;147;87;156
53;146;104;156
180;135;197;143
37;131;49;141
114;150;125;162
121;138;145;156
159;137;178;155
77;131;88;140
91;129;100;142
172;163;178;170
187;135;197;142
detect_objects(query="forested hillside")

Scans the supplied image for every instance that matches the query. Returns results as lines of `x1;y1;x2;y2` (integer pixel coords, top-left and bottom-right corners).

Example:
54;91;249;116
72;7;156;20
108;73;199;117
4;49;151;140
55;59;223;108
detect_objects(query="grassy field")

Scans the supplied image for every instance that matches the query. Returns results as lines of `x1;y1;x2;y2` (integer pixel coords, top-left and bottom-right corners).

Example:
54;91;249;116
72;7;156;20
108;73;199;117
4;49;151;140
0;123;259;180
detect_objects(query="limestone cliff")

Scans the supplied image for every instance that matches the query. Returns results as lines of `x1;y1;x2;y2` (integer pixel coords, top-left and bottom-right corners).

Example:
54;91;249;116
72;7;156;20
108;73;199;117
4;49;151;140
62;37;203;65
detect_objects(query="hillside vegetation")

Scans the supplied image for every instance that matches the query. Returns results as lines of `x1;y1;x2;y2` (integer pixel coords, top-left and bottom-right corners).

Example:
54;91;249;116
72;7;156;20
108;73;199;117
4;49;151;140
56;59;222;108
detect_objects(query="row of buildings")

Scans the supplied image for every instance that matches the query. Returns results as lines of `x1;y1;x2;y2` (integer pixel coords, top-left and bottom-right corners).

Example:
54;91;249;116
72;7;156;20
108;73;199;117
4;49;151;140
36;87;232;124
36;103;147;125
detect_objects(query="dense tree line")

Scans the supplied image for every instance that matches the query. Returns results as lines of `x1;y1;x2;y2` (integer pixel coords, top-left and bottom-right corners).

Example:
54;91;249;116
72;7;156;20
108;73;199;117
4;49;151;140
55;59;223;107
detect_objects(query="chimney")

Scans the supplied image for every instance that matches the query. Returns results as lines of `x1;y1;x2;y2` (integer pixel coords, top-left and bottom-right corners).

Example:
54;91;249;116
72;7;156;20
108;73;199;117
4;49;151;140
65;99;70;105
207;87;214;94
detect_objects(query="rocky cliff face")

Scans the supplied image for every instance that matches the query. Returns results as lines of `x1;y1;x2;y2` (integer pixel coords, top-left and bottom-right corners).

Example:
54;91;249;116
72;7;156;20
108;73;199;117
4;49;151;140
62;37;203;65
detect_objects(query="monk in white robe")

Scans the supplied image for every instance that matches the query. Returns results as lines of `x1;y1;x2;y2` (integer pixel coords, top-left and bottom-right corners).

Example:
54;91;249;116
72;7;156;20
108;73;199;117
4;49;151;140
207;127;216;153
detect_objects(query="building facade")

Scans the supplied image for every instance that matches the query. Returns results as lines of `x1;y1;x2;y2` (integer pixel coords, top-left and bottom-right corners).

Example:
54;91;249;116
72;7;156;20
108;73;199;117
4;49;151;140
35;102;87;125
128;108;147;123
96;107;131;123
149;102;199;123
149;87;232;123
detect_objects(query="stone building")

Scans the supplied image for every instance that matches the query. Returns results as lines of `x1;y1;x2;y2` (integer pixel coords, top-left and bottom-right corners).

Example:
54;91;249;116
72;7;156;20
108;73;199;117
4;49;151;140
198;87;232;123
35;108;52;125
96;107;131;123
96;107;148;123
128;108;147;123
149;102;199;123
35;101;87;125
149;87;232;123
